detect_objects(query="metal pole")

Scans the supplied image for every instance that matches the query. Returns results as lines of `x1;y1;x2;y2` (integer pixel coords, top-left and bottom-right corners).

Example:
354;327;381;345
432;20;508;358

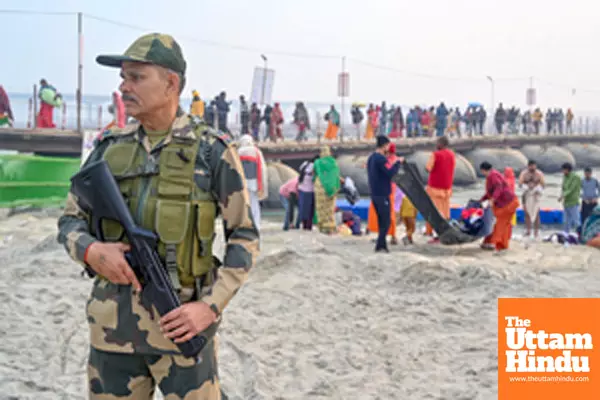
260;54;267;106
527;76;534;136
77;12;83;134
33;84;38;129
340;56;346;143
491;81;495;135
486;76;494;135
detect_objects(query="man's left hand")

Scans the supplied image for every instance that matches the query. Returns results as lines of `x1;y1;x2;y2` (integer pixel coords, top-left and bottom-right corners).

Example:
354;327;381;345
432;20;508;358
160;302;217;343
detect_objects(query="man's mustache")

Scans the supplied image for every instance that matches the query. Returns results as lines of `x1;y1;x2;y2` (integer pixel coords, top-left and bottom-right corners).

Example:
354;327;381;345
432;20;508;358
122;94;138;104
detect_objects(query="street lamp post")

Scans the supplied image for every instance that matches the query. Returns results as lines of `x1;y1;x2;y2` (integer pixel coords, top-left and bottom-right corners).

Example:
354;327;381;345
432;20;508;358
486;75;495;134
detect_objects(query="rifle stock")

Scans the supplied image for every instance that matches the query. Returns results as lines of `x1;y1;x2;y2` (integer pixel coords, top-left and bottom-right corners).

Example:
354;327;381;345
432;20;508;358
70;160;217;358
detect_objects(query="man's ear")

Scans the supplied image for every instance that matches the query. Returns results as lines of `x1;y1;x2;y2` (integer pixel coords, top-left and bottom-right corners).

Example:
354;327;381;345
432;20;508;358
166;71;180;95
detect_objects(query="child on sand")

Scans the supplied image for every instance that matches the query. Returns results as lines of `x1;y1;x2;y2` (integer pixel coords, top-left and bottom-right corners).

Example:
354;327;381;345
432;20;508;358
396;186;418;245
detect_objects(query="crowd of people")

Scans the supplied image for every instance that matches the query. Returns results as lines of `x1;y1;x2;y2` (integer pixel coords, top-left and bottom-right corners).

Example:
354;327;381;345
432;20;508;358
0;83;581;141
190;91;317;143
188;92;579;143
350;102;577;139
270;134;600;255
492;103;575;135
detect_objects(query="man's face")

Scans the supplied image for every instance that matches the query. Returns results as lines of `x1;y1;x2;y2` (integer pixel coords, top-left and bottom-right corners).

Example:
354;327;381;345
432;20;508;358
480;169;489;177
119;62;176;119
562;169;570;176
528;164;536;173
585;171;592;179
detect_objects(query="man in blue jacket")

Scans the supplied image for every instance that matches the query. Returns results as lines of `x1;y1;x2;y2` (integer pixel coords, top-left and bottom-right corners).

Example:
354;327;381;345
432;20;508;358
367;136;403;252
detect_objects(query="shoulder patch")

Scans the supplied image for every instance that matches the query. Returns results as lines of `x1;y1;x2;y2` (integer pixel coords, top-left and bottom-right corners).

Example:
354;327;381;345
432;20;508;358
98;122;139;143
217;133;232;144
197;126;232;147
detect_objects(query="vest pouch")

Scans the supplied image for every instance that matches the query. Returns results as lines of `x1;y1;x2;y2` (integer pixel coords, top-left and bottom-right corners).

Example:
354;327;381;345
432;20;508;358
92;183;134;242
157;148;196;199
155;199;190;243
155;199;194;288
102;142;139;176
193;201;217;277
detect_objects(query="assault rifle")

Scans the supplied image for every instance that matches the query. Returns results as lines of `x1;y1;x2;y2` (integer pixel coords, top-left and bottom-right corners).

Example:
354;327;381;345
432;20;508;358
70;160;216;358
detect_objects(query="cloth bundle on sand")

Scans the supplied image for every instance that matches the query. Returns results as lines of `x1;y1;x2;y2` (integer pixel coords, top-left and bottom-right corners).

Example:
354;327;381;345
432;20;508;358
451;200;494;238
340;176;360;205
341;210;362;235
543;232;580;245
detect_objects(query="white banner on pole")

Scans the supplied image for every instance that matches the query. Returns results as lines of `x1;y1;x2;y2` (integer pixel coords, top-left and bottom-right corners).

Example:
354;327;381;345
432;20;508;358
338;72;350;97
526;88;536;106
250;67;275;105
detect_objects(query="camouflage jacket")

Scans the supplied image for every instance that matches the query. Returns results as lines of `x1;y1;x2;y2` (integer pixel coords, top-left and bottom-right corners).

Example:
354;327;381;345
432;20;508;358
57;113;259;355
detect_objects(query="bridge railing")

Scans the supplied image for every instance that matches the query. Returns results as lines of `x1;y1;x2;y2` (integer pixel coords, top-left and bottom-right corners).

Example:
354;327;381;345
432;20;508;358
19;97;600;140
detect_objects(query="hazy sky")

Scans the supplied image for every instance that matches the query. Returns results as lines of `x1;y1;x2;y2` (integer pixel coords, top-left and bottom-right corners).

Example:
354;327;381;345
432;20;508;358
2;0;599;111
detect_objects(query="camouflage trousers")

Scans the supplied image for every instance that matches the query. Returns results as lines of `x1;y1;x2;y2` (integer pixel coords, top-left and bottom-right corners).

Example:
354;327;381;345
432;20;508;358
88;336;225;399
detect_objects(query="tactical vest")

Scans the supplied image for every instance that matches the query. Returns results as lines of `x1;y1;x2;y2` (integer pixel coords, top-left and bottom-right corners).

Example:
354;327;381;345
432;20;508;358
95;127;217;292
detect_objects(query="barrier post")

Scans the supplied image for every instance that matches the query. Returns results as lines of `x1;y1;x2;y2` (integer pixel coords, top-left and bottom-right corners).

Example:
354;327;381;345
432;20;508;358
27;98;32;128
97;105;103;130
33;84;38;128
316;111;321;144
61;103;67;130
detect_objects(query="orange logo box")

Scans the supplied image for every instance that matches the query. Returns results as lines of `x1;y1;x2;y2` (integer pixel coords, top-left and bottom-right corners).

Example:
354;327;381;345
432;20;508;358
498;298;600;400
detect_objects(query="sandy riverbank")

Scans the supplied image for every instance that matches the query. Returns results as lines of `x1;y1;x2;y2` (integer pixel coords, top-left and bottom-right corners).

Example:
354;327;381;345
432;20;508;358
0;208;599;399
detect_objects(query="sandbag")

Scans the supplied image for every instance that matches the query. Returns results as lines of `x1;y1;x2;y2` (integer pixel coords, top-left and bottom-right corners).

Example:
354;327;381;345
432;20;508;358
337;154;370;196
463;148;527;177
406;151;477;185
519;145;576;173
565;143;600;168
264;162;298;209
491;148;528;175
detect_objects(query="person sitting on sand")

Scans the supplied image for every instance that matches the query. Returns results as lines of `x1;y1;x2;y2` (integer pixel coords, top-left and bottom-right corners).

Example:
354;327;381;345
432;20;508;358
313;146;341;234
425;136;456;243
479;162;520;254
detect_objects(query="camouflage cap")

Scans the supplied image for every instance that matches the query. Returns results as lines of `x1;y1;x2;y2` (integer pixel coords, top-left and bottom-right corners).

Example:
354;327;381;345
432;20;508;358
96;33;186;76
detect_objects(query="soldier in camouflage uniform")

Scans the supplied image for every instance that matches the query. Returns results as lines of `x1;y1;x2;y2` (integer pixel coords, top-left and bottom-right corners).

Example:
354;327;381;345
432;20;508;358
57;33;259;399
